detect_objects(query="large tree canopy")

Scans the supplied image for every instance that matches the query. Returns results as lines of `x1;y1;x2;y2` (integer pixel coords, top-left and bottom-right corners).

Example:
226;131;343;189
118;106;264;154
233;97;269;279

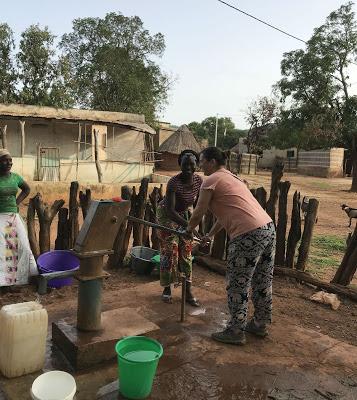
0;23;17;103
60;12;171;122
274;1;357;189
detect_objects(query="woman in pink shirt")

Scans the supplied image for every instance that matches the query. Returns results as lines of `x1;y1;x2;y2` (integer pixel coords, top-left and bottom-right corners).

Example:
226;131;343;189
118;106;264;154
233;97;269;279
186;147;276;345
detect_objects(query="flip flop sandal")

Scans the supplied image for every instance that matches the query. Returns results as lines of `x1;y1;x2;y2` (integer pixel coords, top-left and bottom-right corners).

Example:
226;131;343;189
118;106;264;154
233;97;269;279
161;294;173;304
186;297;200;307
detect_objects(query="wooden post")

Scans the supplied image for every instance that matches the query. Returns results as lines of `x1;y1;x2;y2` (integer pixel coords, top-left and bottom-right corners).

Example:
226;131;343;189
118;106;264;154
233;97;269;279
0;125;7;149
255;187;267;209
76;123;81;180
296;198;319;271
19;120;26;157
285;191;302;268
107;186;132;268
149;187;160;250
93;129;103;183
68;181;79;248
275;181;291;266
331;223;357;285
55;208;69;250
143;202;151;248
33;193;65;254
27;197;40;259
79;188;91;220
203;211;214;235
266;160;284;223
133;178;149;246
211;226;227;260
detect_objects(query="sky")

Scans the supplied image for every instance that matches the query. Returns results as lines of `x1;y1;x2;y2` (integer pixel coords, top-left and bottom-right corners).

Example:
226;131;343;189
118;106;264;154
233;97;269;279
2;0;357;128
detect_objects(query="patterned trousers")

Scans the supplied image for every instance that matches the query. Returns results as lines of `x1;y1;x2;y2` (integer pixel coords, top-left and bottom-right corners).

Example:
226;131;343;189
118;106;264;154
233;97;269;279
226;222;276;330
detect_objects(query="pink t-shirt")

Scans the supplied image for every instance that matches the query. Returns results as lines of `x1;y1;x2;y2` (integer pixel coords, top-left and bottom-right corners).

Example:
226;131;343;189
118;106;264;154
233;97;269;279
201;168;272;239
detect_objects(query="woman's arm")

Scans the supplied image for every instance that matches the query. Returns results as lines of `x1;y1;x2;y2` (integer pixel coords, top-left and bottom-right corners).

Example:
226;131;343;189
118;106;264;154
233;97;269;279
166;189;190;228
207;220;223;239
16;180;30;206
187;189;213;233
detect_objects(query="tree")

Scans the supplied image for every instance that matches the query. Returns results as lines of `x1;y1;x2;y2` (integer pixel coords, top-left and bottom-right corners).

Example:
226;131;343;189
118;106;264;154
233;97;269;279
0;23;17;103
188;116;245;149
60;12;171;123
17;25;58;105
245;96;278;154
276;2;357;190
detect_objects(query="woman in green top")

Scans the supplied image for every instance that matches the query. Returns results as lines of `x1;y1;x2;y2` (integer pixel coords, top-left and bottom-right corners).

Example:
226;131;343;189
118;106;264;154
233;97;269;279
0;149;37;286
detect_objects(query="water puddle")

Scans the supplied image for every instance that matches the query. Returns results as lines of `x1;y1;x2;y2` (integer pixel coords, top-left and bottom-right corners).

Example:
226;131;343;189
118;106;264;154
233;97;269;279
189;308;206;316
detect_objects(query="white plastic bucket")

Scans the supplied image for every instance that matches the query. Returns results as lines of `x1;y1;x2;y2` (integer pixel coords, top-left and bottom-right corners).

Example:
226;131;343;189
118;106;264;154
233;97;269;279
31;371;76;400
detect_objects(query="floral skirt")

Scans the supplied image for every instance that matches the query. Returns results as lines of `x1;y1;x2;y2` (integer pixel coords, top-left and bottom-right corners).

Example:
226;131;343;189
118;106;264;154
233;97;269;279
156;205;193;287
0;213;38;286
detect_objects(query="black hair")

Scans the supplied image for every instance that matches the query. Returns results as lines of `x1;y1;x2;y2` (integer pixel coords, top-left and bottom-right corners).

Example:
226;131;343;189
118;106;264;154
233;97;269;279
178;149;199;166
200;146;226;166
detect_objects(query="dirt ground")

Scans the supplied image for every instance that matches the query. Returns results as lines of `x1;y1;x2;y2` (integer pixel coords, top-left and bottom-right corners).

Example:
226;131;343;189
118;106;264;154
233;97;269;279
1;171;357;399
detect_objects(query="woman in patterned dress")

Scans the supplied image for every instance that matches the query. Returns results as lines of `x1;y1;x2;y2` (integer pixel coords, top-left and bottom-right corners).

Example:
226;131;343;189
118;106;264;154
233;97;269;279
0;149;37;286
157;150;202;305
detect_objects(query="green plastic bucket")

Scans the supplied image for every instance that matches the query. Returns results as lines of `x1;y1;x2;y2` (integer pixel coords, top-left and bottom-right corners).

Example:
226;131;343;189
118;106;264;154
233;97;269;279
115;336;163;399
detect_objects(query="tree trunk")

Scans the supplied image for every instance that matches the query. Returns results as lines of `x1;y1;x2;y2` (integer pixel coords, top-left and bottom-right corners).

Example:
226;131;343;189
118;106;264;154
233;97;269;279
275;181;291;266
55;208;69;250
27;197;40;259
331;223;357;285
107;186;132;268
79;189;91;220
132;178;149;246
266;160;284;223
296;198;319;271
93;129;103;183
195;255;357;302
350;137;357;192
286;191;302;268
33;193;65;254
0;125;7;149
68;181;79;248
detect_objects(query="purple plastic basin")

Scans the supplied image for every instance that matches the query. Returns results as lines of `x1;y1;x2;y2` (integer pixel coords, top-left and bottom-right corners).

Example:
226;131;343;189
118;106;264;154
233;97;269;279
37;250;80;289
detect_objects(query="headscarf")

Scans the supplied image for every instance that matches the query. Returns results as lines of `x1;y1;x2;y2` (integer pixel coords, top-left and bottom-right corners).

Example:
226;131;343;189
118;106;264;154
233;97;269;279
0;149;10;159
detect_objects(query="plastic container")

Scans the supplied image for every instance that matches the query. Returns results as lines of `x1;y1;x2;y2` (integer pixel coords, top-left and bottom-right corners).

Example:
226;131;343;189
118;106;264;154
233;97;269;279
115;336;163;399
31;370;76;400
0;302;48;378
37;250;80;288
130;247;159;275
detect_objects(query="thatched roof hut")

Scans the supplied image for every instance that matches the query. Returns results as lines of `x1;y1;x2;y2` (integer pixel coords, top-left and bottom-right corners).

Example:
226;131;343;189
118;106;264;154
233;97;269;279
157;125;202;170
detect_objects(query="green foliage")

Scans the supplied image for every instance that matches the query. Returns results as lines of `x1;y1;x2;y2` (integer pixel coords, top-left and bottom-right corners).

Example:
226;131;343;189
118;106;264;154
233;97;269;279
308;234;345;279
17;24;58;105
275;2;357;152
60;12;170;122
245;96;278;153
0;23;17;103
188;116;246;149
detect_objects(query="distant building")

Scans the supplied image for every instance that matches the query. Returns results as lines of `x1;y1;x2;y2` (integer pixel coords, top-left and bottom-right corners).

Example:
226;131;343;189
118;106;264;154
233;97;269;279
154;122;177;150
157;125;202;170
0;103;155;183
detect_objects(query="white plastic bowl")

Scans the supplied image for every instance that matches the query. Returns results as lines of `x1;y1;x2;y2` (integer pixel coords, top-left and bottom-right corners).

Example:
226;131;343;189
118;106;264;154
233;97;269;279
31;370;76;400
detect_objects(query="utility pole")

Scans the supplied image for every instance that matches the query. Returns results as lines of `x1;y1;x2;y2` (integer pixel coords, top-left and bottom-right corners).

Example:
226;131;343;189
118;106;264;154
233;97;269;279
214;114;218;146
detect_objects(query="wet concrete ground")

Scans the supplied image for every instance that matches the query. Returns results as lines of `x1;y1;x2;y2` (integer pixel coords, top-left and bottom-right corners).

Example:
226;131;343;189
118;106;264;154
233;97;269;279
1;282;357;399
